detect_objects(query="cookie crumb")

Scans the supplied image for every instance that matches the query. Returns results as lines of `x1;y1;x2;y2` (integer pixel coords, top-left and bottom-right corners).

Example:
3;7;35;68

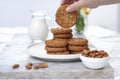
40;63;48;68
12;64;19;68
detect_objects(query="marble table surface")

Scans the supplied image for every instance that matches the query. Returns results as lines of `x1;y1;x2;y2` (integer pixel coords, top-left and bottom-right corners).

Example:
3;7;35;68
0;26;120;79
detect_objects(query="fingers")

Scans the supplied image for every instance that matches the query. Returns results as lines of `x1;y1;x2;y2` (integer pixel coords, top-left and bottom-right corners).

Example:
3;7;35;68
66;1;82;12
69;0;79;4
65;0;100;12
61;0;78;5
61;0;71;5
61;0;66;5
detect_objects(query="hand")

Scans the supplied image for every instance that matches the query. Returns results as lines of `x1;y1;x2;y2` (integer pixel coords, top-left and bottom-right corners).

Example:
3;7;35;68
61;0;79;5
61;0;99;12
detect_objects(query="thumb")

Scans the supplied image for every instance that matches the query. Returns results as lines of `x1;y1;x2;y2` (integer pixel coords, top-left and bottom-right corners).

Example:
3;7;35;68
61;0;66;5
66;1;83;12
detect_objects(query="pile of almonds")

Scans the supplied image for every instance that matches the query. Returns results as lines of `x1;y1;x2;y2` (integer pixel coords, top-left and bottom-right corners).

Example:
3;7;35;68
12;62;48;70
81;50;109;58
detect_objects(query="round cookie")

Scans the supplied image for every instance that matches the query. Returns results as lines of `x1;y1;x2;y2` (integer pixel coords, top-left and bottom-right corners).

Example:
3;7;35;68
70;51;82;54
56;4;78;28
45;46;67;52
45;39;67;48
47;51;70;55
51;28;72;34
68;38;88;46
68;45;88;51
54;33;73;39
53;38;69;40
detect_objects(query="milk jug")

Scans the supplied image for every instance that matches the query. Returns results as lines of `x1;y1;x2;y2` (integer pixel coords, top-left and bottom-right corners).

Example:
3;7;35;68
28;11;49;43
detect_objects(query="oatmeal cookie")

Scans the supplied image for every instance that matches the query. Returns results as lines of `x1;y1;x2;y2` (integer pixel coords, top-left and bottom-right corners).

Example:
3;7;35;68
51;28;72;34
45;46;67;52
70;51;82;54
68;38;88;46
56;4;78;28
53;37;69;40
68;45;88;51
54;33;73;39
45;39;67;47
47;51;70;55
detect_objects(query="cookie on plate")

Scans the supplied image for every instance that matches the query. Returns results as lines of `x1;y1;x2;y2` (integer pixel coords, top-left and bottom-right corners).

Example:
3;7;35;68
56;4;78;28
68;38;88;46
54;33;73;39
47;51;70;55
45;39;67;48
70;51;82;54
68;45;88;51
45;46;67;52
51;28;72;34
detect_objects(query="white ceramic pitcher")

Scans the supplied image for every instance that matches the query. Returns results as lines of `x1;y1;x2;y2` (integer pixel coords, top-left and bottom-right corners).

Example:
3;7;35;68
28;10;50;43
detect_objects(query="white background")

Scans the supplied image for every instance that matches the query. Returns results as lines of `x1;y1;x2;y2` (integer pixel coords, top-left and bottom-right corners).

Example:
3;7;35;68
0;0;120;32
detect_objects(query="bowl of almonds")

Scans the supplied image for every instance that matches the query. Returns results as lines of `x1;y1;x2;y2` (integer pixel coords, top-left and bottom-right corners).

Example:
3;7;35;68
80;50;109;69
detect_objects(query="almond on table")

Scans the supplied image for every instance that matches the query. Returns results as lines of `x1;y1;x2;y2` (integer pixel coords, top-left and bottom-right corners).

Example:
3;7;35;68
26;62;32;66
34;65;40;70
25;65;32;69
39;63;48;68
12;64;19;68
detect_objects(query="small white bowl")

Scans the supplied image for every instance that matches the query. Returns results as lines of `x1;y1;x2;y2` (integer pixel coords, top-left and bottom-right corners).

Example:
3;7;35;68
80;54;110;69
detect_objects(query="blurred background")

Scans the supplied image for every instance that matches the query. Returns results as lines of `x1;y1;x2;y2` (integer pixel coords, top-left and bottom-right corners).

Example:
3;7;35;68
0;0;120;33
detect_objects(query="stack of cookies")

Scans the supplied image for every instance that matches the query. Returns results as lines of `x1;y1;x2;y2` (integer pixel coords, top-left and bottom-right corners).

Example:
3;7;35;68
45;39;69;55
44;4;89;55
68;38;89;54
51;28;73;39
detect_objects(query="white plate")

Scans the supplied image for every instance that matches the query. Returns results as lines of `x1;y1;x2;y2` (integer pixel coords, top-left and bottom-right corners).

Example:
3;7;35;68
27;42;96;61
